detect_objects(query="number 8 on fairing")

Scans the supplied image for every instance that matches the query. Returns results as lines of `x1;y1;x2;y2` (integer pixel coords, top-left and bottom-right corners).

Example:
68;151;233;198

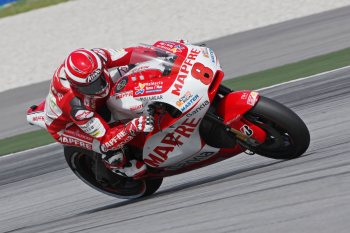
191;63;214;85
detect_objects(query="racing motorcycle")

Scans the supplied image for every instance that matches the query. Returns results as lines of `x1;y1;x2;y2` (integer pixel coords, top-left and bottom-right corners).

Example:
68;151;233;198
27;41;310;199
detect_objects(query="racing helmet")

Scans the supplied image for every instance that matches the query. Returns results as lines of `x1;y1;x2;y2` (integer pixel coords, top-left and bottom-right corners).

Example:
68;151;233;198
64;49;110;97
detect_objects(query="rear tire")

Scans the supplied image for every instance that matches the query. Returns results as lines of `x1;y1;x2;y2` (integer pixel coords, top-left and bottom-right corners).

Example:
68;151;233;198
64;146;163;199
244;96;310;160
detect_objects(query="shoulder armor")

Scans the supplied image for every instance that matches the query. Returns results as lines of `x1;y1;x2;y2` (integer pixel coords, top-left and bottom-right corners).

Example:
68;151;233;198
52;65;71;94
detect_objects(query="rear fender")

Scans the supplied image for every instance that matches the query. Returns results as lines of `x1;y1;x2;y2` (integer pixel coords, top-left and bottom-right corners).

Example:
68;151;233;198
26;100;47;129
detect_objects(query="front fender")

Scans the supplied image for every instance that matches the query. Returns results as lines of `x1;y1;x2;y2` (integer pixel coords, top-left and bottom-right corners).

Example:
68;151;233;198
216;90;260;123
216;90;266;144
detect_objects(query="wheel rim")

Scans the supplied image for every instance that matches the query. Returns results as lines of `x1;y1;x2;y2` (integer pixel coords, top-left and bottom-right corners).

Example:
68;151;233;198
245;113;295;154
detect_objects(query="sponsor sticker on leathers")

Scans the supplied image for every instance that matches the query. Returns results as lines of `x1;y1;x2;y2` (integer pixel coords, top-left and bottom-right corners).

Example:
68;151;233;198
75;110;94;120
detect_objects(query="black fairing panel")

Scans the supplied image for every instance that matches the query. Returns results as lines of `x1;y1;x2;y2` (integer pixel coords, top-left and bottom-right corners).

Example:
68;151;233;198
199;115;236;148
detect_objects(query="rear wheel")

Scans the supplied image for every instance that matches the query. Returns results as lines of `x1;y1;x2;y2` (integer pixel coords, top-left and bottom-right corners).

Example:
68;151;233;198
64;146;163;199
243;96;310;160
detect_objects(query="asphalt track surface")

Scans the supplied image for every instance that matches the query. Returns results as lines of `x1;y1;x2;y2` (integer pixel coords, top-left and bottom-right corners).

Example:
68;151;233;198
1;6;350;233
0;66;350;232
2;5;350;139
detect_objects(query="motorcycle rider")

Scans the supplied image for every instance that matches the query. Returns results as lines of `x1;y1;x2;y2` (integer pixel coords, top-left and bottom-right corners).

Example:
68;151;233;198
43;47;157;177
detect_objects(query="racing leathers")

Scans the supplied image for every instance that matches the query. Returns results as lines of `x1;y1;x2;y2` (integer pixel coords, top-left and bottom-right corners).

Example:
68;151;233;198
44;47;155;177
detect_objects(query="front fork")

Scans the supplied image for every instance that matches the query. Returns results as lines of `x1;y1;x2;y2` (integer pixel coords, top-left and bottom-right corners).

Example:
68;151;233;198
204;112;261;147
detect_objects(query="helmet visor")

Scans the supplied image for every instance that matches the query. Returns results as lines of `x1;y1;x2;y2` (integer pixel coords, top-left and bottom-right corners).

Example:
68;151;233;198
76;73;108;95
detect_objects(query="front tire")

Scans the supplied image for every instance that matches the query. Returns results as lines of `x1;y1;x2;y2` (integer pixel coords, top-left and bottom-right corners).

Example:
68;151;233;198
244;96;310;160
64;146;163;199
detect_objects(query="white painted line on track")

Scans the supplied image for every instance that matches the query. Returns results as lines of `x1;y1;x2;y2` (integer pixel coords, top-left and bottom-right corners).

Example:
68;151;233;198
0;142;58;159
258;65;350;91
3;64;350;158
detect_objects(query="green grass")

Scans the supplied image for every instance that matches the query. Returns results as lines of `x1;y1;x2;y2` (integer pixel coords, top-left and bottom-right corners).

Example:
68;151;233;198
1;47;350;156
0;130;55;156
0;0;69;18
223;47;350;90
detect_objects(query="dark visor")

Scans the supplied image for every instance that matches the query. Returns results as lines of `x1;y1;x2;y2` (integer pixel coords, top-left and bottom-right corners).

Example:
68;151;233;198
76;74;108;95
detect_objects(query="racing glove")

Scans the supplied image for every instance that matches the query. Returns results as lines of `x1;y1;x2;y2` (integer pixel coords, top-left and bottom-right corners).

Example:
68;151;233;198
128;115;154;133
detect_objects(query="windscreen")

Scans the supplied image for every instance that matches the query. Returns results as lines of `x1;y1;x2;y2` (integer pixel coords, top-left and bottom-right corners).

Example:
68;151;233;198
128;44;180;76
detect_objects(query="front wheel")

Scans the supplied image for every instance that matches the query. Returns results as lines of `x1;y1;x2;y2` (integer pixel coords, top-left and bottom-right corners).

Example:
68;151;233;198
64;146;163;199
243;96;310;160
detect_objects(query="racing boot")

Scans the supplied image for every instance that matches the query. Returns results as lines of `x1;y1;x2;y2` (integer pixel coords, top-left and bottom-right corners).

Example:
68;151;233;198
114;160;147;178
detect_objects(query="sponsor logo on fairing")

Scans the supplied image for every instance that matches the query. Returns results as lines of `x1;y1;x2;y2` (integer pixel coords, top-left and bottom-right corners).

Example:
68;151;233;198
240;124;253;137
247;91;259;106
201;48;209;58
139;95;163;101
171;45;184;53
186;100;210;117
145;81;163;92
180;94;199;112
208;49;215;64
155;41;184;53
115;77;128;92
176;91;192;107
146;89;163;93
135;81;163;95
135;83;146;95
130;104;144;111
144;118;202;167
135;90;145;95
171;48;201;96
115;90;133;99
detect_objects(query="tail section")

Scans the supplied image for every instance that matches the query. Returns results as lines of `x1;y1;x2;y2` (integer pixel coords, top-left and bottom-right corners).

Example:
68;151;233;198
26;100;47;129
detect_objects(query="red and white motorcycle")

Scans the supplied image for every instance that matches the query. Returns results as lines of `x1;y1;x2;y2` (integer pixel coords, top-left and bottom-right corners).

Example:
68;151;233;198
28;41;310;199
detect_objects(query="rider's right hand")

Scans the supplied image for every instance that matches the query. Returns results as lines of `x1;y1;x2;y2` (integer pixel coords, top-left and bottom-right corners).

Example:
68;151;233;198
130;115;154;133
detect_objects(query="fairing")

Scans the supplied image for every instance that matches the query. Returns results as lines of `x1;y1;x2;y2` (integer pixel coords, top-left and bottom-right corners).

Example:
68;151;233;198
107;41;223;168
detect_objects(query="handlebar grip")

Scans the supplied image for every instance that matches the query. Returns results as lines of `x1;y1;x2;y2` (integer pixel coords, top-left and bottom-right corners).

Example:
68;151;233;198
147;105;155;116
